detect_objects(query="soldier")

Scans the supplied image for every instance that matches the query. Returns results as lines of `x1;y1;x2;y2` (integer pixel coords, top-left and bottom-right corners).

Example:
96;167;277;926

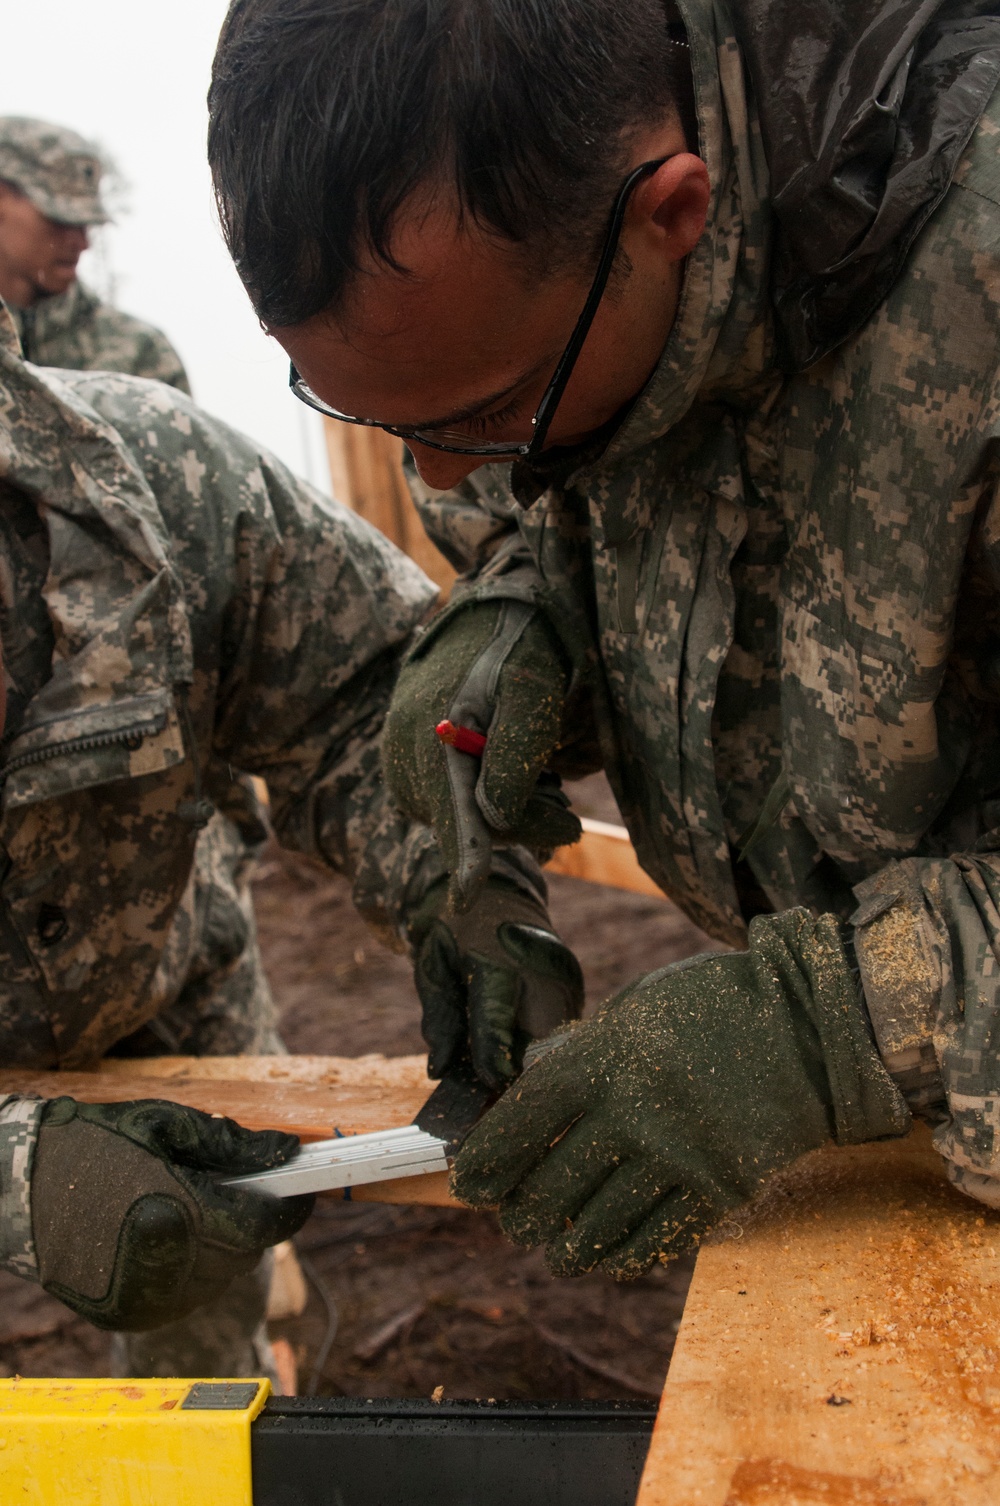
0;117;189;390
207;0;1000;1279
0;303;580;1374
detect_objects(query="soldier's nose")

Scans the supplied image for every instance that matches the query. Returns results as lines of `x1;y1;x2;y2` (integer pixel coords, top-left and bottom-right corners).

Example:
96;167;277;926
408;442;488;492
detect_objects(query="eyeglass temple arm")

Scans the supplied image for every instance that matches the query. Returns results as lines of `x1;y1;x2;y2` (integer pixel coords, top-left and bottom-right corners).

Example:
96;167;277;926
529;157;667;455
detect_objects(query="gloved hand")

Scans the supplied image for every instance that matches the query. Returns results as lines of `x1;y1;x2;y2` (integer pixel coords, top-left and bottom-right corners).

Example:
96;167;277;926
411;877;584;1092
453;909;910;1278
383;600;581;911
31;1098;314;1331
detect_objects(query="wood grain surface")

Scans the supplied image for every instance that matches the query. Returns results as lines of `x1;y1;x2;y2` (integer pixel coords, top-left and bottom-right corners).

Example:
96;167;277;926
545;818;667;898
637;1125;1000;1505
0;1054;456;1206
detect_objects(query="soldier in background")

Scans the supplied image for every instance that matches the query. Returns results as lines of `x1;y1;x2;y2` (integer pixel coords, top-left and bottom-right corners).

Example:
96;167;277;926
0;116;188;390
0;116;281;1277
0;309;581;1379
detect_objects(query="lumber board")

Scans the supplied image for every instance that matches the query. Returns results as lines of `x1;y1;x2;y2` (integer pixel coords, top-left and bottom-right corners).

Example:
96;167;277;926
545;817;667;899
323;419;457;597
637;1124;1000;1505
0;1055;456;1207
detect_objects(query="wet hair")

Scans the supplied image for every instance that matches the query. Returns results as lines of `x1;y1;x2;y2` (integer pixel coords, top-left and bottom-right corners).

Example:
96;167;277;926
208;0;693;326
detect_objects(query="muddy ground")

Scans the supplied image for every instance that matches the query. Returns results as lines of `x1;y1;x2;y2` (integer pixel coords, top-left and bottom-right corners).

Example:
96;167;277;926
0;776;710;1400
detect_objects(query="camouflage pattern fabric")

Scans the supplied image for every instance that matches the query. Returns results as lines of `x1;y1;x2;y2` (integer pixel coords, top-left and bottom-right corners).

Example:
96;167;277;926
109;1256;278;1384
0;1098;44;1279
8;280;190;393
0;303;466;1326
405;0;1000;1205
106;802;283;1061
0;117;107;226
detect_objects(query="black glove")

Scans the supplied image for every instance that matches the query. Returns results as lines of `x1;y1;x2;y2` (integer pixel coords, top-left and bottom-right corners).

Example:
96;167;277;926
383;600;580;910
411;878;584;1092
453;910;910;1278
31;1098;313;1331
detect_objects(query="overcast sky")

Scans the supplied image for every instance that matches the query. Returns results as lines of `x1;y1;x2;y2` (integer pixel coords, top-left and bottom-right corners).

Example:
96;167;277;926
4;0;330;489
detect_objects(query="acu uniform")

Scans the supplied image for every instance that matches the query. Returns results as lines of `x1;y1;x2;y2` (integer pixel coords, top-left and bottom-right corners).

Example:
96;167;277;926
9;278;190;395
407;0;1000;1208
0;117;189;392
0;117;272;1092
0;305;442;1372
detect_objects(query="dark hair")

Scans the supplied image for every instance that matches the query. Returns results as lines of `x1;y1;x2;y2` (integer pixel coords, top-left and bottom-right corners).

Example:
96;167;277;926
208;0;692;327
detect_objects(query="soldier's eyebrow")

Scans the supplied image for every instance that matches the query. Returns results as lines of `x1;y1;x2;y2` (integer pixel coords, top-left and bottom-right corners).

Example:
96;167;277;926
406;357;551;431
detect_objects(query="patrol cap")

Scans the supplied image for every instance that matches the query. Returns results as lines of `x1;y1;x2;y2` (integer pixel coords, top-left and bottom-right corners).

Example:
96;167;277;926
0;117;108;226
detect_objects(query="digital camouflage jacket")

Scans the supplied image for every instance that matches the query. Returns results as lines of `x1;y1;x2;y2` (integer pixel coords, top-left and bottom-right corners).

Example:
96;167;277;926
408;0;1000;1206
8;278;190;393
0;308;444;1274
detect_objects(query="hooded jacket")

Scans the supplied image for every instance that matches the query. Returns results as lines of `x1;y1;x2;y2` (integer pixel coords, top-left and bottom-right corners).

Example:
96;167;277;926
0;309;443;1273
406;0;1000;1206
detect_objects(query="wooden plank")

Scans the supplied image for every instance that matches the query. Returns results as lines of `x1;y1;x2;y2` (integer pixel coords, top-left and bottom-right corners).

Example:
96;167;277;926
545;818;667;899
0;1055;456;1207
637;1124;1000;1506
323;420;457;597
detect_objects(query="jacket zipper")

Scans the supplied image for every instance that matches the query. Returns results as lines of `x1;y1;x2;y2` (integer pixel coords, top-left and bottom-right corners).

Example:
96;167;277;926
0;724;147;783
0;692;212;827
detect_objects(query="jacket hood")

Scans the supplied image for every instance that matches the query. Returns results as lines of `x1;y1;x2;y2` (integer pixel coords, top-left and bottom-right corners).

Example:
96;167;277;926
596;0;1000;468
597;0;773;471
741;0;1000;370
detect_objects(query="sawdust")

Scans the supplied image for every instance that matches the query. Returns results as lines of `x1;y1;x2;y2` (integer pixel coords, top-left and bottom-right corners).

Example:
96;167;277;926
0;775;709;1397
724;1458;927;1505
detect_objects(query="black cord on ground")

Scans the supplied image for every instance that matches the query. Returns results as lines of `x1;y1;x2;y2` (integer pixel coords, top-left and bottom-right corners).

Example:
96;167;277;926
299;1252;340;1396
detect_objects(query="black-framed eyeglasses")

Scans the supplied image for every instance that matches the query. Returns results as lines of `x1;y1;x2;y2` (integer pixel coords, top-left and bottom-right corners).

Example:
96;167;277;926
288;156;669;460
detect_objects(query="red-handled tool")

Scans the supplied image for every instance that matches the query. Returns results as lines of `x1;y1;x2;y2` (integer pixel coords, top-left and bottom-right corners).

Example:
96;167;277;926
435;720;488;757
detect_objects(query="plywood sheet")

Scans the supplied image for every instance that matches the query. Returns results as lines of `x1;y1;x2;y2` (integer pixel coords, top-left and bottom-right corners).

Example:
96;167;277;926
546;818;667;899
637;1125;1000;1505
0;1054;456;1207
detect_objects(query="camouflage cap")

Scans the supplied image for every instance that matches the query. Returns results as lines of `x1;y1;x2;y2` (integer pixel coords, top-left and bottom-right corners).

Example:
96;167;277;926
0;117;108;226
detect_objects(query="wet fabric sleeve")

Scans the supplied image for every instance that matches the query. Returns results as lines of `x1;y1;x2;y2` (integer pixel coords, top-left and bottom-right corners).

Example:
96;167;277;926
0;1096;44;1280
53;371;550;949
852;852;1000;1208
214;455;548;946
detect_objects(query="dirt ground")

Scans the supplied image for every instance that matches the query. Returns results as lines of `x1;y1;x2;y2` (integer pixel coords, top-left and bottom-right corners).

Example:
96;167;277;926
0;776;711;1400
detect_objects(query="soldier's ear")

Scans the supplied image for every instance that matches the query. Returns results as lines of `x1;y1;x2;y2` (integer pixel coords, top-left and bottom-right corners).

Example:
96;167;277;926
634;153;711;264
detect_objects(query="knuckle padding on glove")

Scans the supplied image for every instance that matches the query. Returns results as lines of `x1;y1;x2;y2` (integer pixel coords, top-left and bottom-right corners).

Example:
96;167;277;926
31;1098;313;1330
33;1118;191;1302
414;881;584;1088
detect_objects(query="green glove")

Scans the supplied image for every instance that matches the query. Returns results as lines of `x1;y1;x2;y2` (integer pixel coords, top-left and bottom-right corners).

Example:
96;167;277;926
452;910;910;1278
383;600;581;910
31;1098;314;1331
411;878;584;1092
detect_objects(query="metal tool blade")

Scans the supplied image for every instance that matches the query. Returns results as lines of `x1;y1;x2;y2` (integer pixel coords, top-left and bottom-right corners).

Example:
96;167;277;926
411;1057;495;1156
222;1059;493;1198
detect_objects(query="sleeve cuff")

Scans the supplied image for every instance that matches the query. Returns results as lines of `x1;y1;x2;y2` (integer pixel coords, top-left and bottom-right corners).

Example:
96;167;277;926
0;1096;45;1280
851;863;947;1117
